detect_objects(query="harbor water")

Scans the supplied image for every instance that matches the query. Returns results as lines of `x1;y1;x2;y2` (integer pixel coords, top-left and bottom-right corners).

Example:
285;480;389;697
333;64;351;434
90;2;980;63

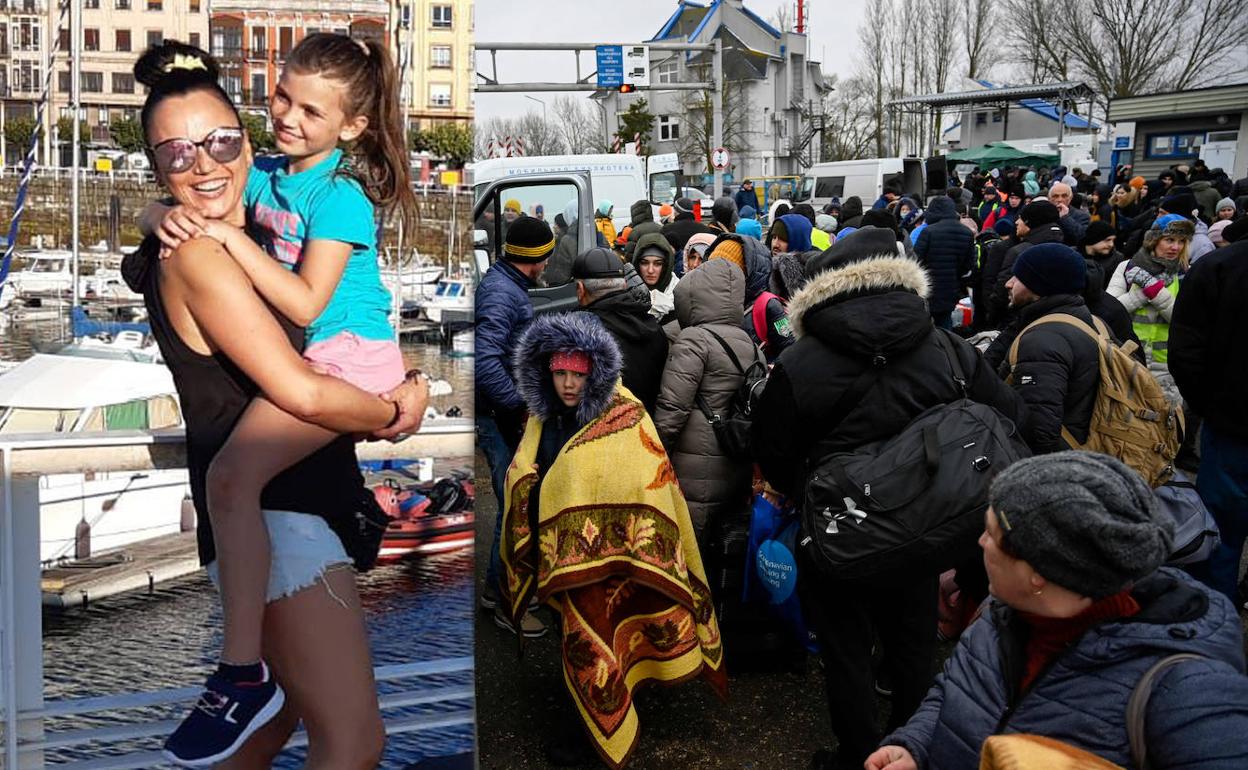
2;317;476;767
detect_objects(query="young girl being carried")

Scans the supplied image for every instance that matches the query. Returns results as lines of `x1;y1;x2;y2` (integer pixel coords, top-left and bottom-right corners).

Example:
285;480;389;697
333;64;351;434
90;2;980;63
148;34;418;766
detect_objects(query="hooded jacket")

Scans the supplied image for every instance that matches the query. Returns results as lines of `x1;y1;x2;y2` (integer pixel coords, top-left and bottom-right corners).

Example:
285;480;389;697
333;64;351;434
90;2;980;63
1023;171;1040;197
774;213;814;254
837;196;865;232
661;210;716;258
624;199;662;259
1190;180;1221;221
476;259;535;416
653;260;759;536
984;294;1101;454
884;569;1248;770
633;231;679;325
914;196;975;316
752;253;1026;500
577;284;669;416
714;232;794;360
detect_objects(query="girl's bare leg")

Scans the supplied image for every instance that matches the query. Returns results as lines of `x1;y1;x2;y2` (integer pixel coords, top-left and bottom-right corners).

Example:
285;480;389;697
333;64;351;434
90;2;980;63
206;396;337;665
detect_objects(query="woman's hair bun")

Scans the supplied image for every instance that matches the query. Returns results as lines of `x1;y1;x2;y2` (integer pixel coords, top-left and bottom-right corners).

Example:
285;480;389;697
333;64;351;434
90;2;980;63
134;40;219;89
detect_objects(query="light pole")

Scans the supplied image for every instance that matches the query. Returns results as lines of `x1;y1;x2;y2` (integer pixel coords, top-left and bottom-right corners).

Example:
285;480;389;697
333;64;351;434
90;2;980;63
524;94;547;123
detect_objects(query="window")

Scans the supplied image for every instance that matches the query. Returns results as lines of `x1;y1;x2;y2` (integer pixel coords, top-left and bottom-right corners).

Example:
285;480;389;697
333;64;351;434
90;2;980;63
658;115;679;141
84;0;99;8
814;175;845;198
112;72;134;93
429;83;451;107
430;45;451;68
399;4;411;28
115;0;130;8
58;27;68;50
975;112;987;126
146;29;162;48
431;5;452;27
250;73;266;104
189;0;199;11
15;62;40;93
278;27;293;56
1145;131;1205;159
97;107;109;123
115;28;130;51
188;32;199;48
57;70;70;92
84;28;99;51
82;72;102;92
656;59;677;85
146;0;161;10
13;18;40;52
250;27;265;56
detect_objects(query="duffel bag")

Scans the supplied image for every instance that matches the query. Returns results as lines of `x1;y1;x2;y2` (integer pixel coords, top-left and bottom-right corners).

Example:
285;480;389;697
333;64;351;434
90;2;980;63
800;331;1031;580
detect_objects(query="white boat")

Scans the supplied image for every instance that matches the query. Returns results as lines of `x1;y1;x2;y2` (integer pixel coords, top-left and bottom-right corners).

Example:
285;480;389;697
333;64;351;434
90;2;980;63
418;277;474;324
0;348;191;566
4;250;140;304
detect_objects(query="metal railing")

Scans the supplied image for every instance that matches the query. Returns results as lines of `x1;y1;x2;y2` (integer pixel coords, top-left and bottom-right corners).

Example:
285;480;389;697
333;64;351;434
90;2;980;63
0;423;474;769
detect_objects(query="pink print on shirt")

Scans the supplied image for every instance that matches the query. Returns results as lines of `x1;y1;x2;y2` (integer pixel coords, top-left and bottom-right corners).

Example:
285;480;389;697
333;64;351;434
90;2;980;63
252;203;304;267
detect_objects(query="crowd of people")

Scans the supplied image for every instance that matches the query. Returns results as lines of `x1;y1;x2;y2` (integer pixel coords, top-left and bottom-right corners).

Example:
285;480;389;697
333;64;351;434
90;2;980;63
476;160;1248;769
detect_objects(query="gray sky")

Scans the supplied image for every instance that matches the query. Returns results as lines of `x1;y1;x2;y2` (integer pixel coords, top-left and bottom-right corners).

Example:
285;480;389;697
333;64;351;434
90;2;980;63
474;0;866;123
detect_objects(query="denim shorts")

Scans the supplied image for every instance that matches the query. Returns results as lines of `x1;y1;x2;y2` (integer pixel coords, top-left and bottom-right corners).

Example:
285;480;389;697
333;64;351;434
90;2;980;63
206;509;352;603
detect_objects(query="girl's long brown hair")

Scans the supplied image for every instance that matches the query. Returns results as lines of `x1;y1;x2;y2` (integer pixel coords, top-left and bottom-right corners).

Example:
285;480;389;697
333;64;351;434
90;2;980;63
286;33;417;232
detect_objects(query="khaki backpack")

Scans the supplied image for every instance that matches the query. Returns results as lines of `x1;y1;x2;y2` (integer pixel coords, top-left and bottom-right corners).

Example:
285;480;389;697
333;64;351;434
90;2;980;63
1007;313;1183;487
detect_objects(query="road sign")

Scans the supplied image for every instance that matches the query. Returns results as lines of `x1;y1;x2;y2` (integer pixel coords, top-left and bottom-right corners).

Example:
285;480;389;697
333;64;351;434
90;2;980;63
623;46;650;88
596;45;623;88
712;147;730;170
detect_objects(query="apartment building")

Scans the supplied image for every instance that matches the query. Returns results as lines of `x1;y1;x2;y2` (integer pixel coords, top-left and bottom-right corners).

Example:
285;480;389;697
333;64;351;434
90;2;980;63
0;0;208;164
393;0;471;129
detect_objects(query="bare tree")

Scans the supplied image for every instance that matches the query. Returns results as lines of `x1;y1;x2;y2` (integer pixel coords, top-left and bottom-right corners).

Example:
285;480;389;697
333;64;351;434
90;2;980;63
821;75;878;161
473;113;566;160
678;63;752;174
856;0;892;157
770;4;793;34
551;95;601;155
961;0;991;80
928;0;961;148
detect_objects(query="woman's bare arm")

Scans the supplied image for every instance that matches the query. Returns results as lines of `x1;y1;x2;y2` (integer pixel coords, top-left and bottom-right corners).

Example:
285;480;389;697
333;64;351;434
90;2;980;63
162;237;397;433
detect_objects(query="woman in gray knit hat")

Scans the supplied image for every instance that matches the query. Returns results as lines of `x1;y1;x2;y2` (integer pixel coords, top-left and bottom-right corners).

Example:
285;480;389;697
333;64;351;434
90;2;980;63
867;452;1248;770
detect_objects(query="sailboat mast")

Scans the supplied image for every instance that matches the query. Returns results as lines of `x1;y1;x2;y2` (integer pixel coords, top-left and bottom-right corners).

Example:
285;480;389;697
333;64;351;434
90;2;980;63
70;0;82;307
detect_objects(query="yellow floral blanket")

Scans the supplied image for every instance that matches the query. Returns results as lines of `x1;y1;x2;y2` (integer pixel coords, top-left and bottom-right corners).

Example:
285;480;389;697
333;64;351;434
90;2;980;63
500;385;727;768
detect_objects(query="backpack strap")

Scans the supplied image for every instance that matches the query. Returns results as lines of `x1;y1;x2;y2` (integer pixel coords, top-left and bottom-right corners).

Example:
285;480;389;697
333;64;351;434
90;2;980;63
751;292;784;351
1127;653;1206;770
704;327;762;376
932;329;969;397
1005;312;1107;371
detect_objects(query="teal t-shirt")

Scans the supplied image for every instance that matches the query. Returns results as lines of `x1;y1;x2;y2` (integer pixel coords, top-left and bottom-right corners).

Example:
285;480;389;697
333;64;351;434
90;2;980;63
244;148;394;345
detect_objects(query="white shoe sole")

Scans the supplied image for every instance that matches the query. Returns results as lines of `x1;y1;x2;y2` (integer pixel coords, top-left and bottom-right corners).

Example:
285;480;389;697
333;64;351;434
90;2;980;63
162;685;286;768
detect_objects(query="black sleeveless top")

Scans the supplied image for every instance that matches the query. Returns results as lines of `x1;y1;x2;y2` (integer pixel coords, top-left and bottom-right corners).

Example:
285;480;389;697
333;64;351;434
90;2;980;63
123;236;365;565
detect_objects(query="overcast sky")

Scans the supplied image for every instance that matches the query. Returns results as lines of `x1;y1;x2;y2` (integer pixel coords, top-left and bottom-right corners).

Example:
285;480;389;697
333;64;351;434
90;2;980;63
474;0;867;123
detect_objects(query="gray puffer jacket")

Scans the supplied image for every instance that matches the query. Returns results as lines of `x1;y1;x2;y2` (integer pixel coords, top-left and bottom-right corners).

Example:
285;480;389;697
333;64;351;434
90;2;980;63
885;568;1248;770
654;259;759;538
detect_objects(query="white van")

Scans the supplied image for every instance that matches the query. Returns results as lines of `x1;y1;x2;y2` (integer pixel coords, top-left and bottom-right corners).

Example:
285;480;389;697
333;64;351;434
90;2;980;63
471;153;682;233
794;157;926;211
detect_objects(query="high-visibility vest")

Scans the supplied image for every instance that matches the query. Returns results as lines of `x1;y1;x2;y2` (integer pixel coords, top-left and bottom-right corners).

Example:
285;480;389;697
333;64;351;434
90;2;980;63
1131;277;1180;364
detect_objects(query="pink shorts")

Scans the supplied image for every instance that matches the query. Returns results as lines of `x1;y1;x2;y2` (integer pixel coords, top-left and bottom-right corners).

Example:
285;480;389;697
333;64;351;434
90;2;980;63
302;331;405;394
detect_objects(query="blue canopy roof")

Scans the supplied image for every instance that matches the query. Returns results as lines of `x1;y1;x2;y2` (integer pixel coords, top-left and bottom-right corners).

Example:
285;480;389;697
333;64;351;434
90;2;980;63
975;80;1098;130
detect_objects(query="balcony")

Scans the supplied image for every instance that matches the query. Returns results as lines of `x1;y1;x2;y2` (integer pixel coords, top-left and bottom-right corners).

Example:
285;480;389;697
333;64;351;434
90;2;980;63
0;0;47;13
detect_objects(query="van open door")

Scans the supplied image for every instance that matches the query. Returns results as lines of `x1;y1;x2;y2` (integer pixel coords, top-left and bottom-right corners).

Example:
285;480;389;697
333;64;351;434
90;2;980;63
647;152;682;206
472;171;594;314
925;156;948;196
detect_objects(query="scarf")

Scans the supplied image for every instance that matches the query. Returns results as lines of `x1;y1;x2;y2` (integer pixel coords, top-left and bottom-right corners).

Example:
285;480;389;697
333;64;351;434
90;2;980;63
1017;590;1140;692
500;384;727;768
1129;250;1179;282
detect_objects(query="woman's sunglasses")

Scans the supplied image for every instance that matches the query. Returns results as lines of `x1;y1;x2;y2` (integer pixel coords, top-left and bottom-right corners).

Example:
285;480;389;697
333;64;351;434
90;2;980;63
150;127;244;174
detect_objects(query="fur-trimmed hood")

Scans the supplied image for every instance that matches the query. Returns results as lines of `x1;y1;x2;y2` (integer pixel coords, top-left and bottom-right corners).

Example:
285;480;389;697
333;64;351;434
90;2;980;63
788;254;931;340
514;312;622;424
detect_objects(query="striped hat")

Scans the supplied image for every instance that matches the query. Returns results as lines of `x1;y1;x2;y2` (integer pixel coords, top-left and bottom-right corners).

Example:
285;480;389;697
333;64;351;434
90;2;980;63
503;217;555;263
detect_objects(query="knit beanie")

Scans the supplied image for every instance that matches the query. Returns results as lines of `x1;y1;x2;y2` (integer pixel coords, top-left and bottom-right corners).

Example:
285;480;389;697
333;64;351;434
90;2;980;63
1128;176;1146;190
1079;220;1117;250
1160;191;1199;220
1012;242;1086;296
989;452;1173;599
658;203;674;219
1209;219;1231;246
770;218;789;244
712;196;738;227
993;218;1016;237
815;213;837;233
1020;200;1061;227
503;217;556;263
549;349;592;374
1216;197;1236;215
674;196;695;215
740;205;757;220
707;237;746;274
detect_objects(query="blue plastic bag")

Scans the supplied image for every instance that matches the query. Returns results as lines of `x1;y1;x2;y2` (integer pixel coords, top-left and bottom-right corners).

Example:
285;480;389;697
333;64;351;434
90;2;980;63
746;493;818;653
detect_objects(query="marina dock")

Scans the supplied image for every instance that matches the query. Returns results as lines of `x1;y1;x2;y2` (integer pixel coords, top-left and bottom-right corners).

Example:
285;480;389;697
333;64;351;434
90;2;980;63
40;531;200;609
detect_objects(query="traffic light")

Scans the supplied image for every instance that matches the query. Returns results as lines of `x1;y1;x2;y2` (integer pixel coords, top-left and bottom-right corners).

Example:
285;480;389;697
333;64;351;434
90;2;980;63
618;84;636;94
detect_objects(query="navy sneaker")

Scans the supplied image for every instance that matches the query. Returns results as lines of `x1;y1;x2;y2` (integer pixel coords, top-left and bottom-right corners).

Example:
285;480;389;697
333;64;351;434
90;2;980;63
163;662;285;767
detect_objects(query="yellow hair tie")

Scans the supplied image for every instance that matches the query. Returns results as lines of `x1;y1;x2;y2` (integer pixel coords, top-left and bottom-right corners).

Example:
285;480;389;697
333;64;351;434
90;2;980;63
163;53;207;74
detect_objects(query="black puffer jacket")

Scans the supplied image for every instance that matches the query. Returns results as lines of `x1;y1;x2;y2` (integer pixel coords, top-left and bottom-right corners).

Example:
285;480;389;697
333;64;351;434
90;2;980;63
578;289;669;414
984;294;1100;454
913;196;975;315
661;212;716;256
987;223;1065;329
752;254;1026;500
836;196;865;232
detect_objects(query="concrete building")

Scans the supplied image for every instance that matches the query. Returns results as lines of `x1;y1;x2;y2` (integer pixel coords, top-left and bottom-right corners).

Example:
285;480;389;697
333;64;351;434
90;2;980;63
942;80;1097;152
598;0;830;184
394;0;472;129
1107;83;1248;180
0;0;208;165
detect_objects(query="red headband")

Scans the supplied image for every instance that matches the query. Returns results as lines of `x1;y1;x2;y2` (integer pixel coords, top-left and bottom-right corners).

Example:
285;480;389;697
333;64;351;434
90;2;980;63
550;350;592;375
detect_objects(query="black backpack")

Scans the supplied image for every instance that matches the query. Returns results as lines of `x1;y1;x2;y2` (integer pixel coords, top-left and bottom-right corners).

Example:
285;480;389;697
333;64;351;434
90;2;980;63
800;330;1031;580
693;328;768;460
